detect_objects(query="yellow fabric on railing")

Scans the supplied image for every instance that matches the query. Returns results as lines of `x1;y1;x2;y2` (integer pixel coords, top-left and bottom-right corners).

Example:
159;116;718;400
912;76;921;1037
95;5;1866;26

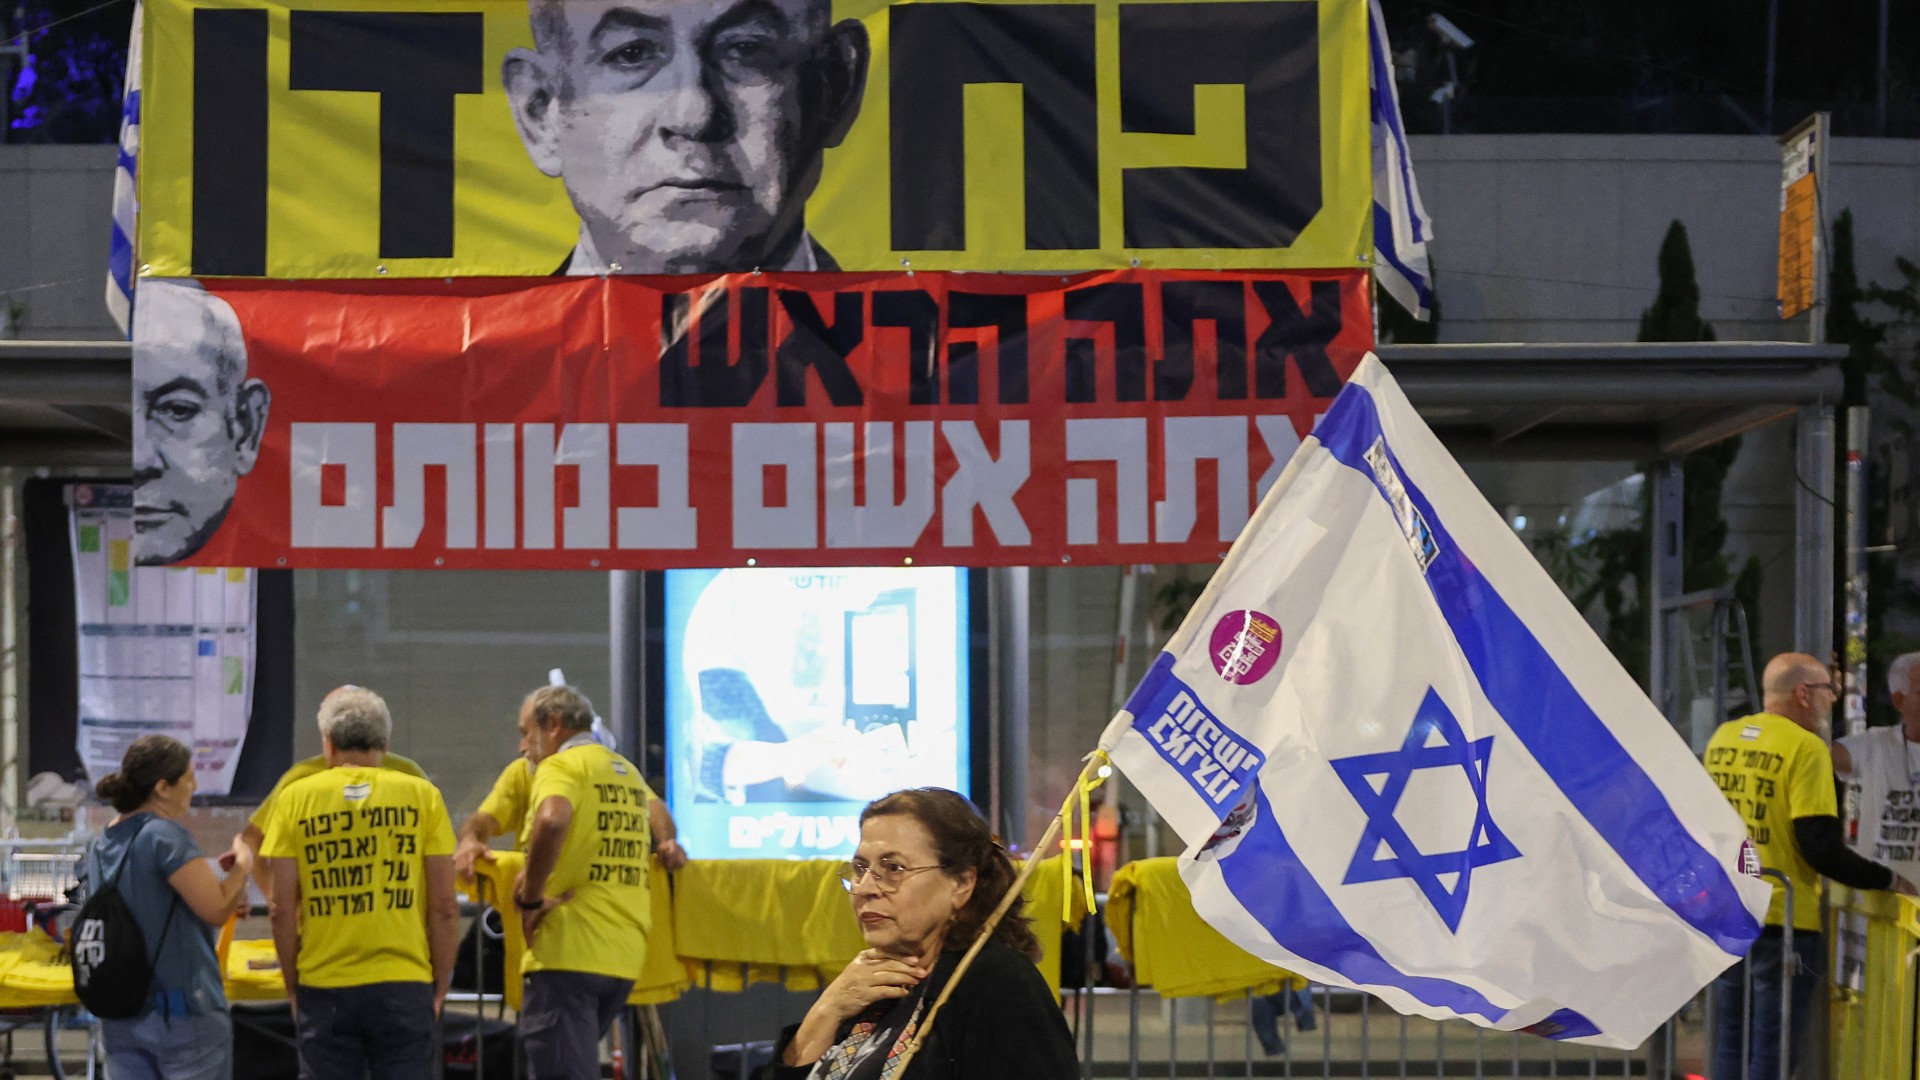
675;856;1085;995
224;937;287;1002
471;851;686;1008
0;855;1087;1013
674;859;865;991
1108;857;1302;1000
1020;855;1088;999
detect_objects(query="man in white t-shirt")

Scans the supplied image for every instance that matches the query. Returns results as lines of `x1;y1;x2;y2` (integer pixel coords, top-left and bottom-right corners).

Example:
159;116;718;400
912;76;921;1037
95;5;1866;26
1834;652;1920;878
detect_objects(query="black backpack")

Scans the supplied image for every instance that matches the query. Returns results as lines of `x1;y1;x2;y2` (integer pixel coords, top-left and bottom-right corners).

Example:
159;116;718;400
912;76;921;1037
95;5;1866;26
72;816;178;1019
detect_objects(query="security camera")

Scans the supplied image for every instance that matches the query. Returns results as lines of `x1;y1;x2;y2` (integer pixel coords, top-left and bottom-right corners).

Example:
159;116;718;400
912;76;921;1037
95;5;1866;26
1427;13;1474;50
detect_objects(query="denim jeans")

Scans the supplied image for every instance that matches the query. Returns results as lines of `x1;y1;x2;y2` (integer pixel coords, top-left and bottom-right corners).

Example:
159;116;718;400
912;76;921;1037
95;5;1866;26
1248;987;1317;1055
521;970;632;1080
1709;927;1820;1080
102;1008;232;1080
295;981;436;1080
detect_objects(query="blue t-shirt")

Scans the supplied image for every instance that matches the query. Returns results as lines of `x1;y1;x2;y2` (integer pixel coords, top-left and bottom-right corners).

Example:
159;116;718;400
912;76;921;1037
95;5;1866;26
84;813;225;1015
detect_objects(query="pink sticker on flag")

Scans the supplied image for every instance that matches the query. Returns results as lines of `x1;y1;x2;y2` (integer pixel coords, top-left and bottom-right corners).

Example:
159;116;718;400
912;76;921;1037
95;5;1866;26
1209;610;1283;685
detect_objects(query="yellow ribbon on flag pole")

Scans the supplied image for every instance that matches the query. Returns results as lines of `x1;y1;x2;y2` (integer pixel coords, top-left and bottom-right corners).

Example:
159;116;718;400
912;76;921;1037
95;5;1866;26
896;750;1108;1073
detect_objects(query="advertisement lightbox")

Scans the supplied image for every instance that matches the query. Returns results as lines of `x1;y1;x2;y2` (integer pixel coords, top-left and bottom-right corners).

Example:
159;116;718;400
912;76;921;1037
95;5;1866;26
661;567;976;859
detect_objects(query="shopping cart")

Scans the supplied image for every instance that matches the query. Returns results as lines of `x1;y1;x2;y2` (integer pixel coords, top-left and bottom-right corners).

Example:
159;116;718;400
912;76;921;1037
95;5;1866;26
0;833;98;1080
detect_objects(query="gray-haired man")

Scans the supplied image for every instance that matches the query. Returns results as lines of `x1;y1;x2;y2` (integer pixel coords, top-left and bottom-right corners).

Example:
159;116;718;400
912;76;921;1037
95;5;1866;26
1834;652;1920;880
263;687;459;1080
514;684;659;1079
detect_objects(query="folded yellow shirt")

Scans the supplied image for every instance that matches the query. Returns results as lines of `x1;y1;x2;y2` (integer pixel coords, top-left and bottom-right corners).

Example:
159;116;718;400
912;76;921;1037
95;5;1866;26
0;931;71;1008
1108;857;1302;999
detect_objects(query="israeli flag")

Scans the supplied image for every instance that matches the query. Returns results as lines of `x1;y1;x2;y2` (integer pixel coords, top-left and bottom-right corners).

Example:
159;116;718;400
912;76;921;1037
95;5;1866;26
106;0;143;337
1100;356;1766;1048
1370;0;1434;321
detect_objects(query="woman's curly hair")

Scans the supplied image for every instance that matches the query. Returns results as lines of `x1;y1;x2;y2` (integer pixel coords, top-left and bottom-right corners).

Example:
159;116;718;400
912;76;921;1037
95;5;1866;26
860;788;1040;960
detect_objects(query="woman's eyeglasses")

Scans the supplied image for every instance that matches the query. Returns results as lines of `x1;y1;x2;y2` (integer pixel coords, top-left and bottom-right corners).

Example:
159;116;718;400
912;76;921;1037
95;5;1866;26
838;857;944;893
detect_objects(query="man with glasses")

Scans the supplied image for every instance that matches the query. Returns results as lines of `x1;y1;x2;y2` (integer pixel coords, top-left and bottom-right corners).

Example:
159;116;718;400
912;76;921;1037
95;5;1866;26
512;685;657;1079
1703;652;1917;1080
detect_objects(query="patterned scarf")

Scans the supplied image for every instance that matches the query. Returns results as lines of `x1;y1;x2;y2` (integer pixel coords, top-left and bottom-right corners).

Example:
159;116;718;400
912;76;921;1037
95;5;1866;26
810;995;926;1080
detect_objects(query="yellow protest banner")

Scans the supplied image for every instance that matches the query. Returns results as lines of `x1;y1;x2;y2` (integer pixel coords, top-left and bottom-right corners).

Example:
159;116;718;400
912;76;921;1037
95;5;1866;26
137;0;1369;278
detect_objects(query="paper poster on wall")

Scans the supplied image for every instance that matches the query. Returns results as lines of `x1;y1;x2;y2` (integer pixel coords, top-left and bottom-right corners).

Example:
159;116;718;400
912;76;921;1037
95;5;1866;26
68;484;256;796
663;566;970;858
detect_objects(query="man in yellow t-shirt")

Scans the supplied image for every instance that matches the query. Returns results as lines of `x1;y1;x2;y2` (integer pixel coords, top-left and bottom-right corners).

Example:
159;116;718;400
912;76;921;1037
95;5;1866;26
513;685;655;1080
454;723;685;883
236;683;430;902
261;686;458;1080
1703;652;1915;1080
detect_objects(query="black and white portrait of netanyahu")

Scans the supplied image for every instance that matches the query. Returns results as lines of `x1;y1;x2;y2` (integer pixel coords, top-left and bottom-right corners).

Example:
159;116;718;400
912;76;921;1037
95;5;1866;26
503;0;870;275
132;282;270;566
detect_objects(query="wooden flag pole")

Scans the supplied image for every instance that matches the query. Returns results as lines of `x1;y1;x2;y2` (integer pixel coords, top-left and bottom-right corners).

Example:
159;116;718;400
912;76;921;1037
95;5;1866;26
893;753;1104;1073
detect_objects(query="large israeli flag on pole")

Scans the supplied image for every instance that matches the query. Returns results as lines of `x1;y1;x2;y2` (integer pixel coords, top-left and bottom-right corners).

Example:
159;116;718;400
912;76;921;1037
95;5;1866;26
1370;0;1434;320
105;0;142;337
1100;356;1767;1048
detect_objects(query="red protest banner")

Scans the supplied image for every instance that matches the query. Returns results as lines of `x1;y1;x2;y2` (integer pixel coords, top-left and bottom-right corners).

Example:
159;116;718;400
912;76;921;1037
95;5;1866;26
132;270;1369;570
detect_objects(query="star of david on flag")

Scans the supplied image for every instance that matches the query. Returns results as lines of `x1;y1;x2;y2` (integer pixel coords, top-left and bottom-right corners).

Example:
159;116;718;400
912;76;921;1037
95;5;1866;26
1100;355;1769;1049
1332;688;1520;932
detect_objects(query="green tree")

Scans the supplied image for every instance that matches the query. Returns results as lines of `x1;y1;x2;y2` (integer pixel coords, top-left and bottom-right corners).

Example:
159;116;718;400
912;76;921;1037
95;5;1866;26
1550;221;1760;685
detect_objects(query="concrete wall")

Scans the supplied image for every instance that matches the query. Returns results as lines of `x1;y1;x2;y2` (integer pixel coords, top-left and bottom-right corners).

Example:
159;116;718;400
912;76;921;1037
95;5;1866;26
9;136;1920;344
1414;134;1920;344
0;145;119;341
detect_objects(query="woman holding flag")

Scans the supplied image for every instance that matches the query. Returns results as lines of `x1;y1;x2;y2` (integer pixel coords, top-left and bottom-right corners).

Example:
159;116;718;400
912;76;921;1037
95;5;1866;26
772;788;1078;1079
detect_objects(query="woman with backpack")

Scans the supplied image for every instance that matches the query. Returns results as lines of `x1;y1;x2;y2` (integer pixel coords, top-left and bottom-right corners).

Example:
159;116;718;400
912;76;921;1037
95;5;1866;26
81;735;253;1079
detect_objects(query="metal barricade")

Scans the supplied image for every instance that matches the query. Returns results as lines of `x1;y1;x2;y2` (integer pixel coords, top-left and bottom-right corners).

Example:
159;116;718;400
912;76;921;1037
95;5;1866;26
1081;880;1835;1079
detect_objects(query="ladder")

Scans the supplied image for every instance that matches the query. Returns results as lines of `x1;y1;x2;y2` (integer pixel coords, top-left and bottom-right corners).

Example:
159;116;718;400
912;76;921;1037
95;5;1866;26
1660;587;1760;754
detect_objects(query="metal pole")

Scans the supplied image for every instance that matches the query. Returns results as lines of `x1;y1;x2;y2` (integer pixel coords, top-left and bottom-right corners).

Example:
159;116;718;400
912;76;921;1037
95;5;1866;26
1774;872;1795;1080
1321;985;1331;1075
993;568;1031;845
1796;406;1837;658
473;906;487;1080
0;467;17;815
1129;904;1141;1080
1206;997;1216;1079
1398;1013;1408;1079
608;571;645;760
1650;458;1685;714
1245;989;1254;1080
1084;914;1098;1080
1169;994;1178;1080
1361;996;1371;1080
1743;935;1754;1080
1844;407;1870;742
